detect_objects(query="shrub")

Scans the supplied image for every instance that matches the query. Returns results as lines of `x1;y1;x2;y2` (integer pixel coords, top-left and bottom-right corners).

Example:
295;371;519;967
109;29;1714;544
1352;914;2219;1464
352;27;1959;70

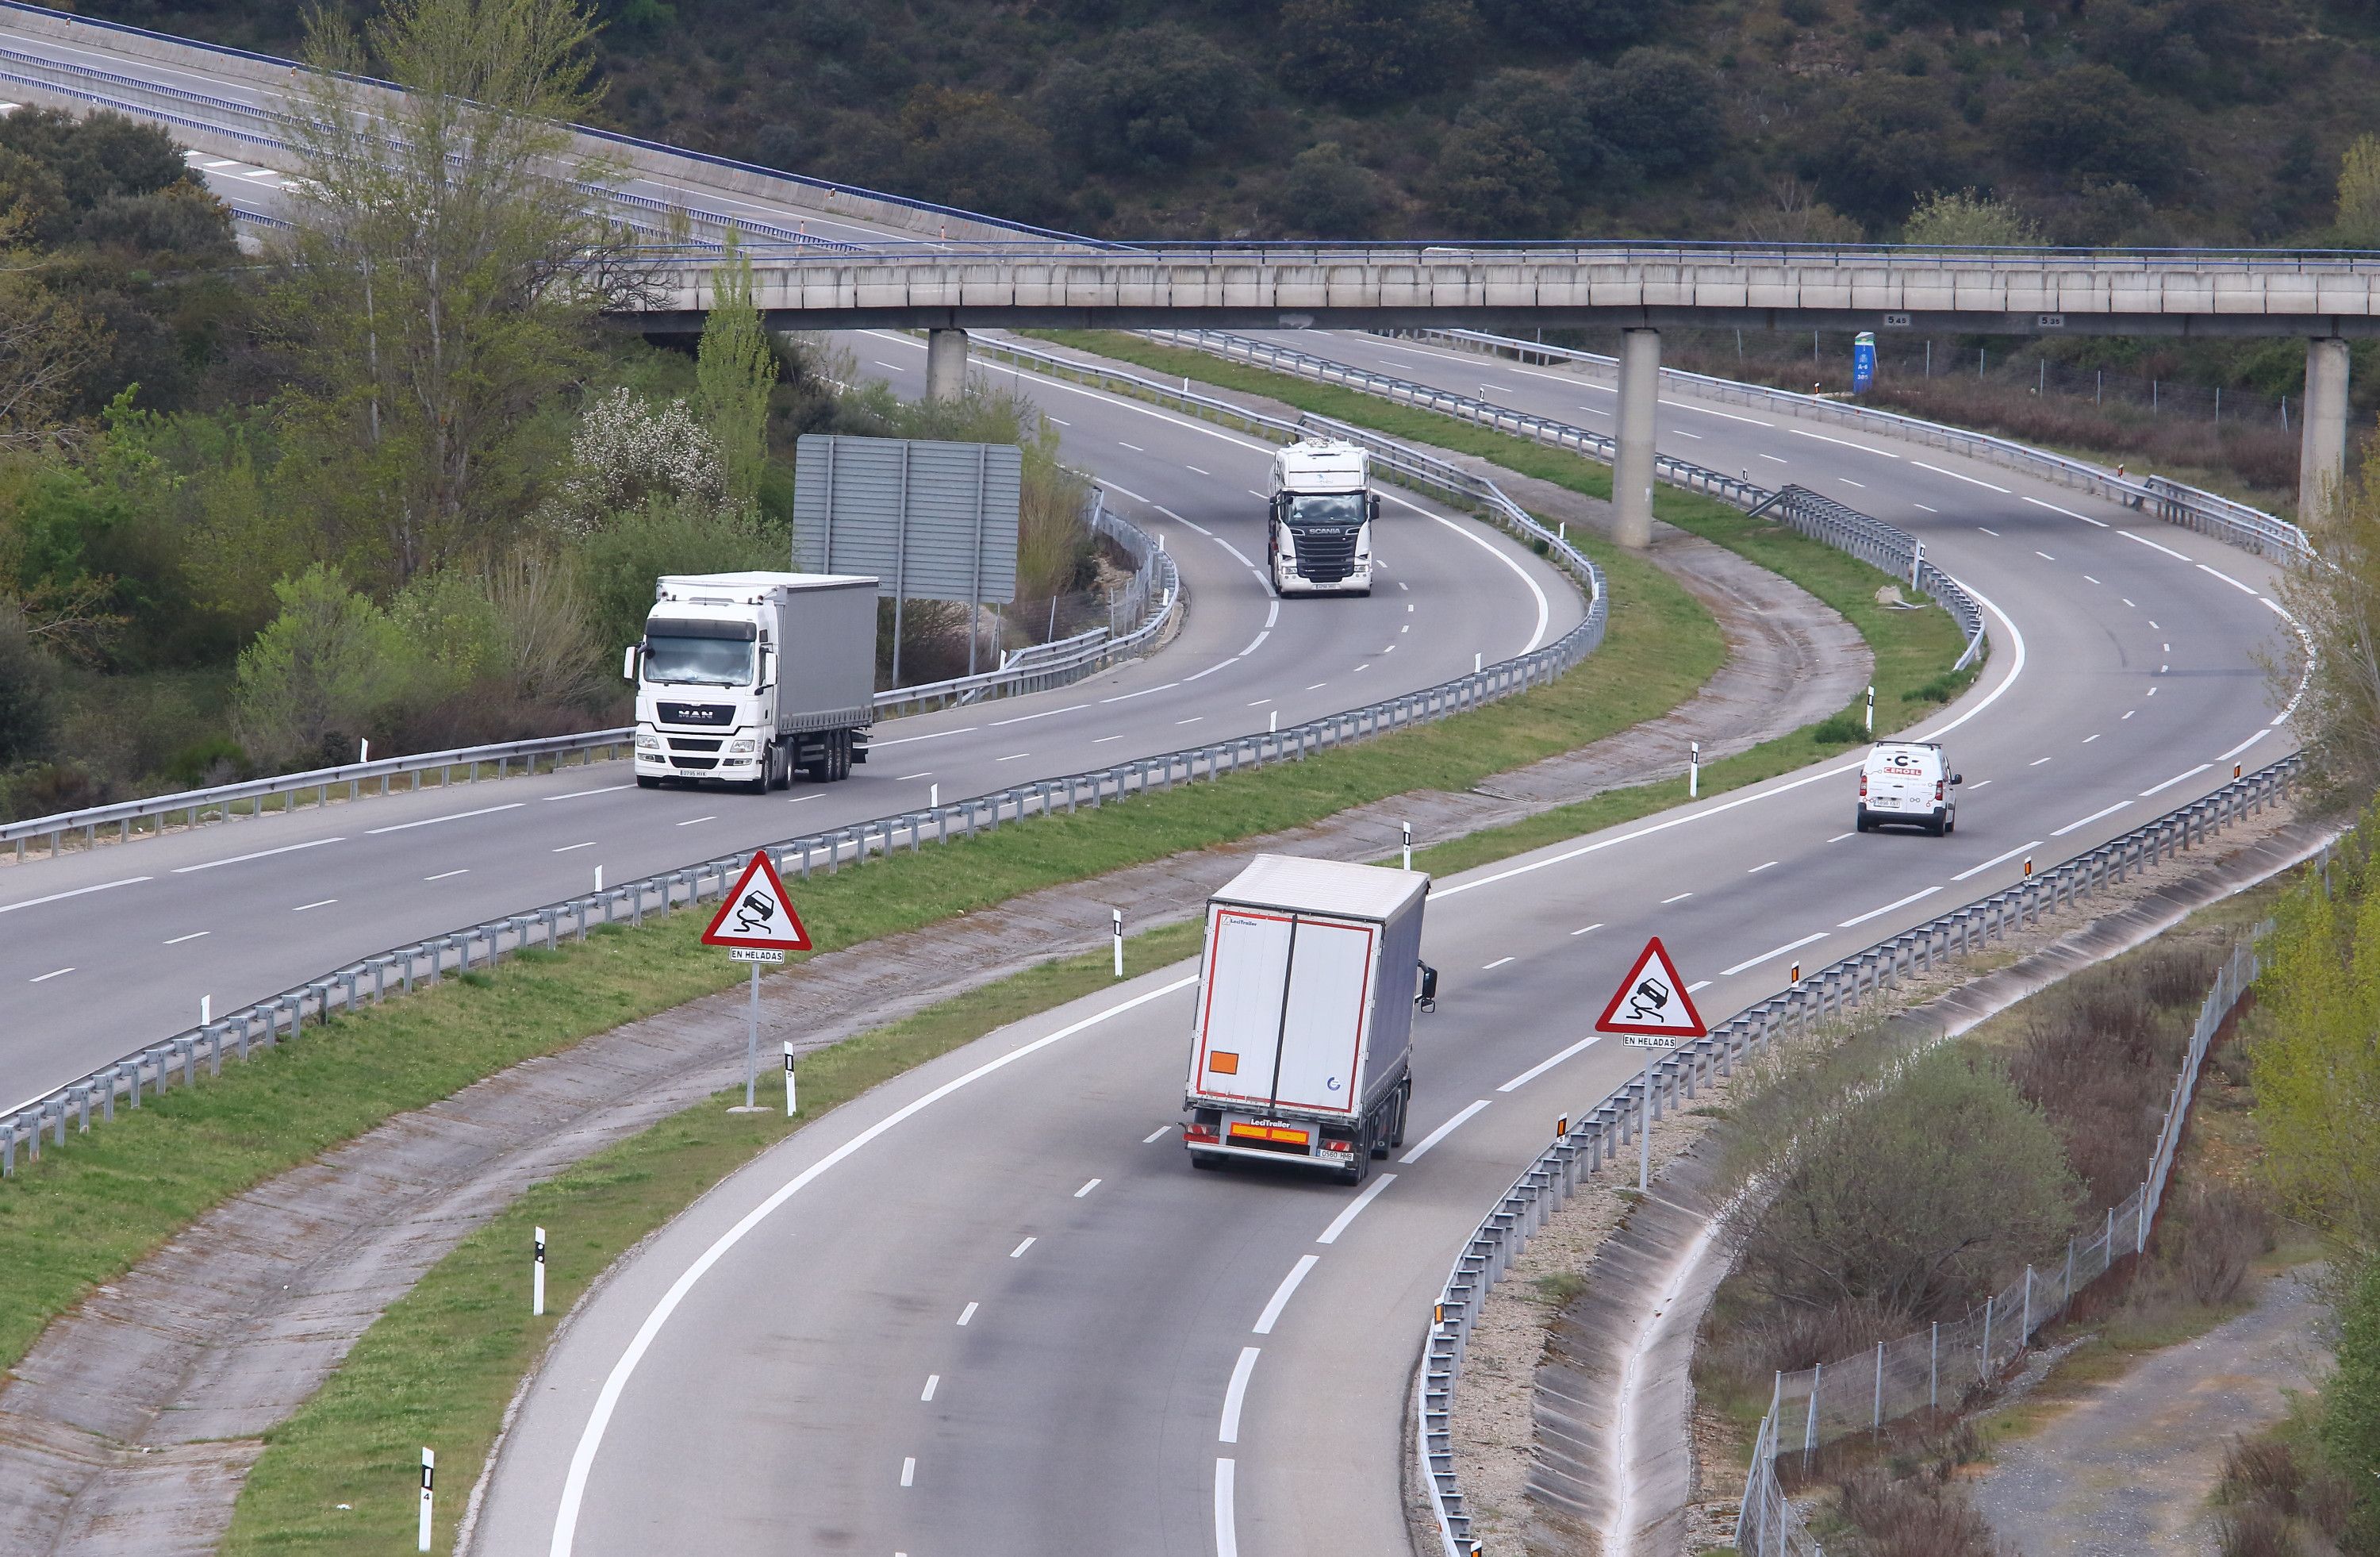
1835;1466;2005;1557
1812;712;1868;744
1269;142;1392;239
1427;122;1565;237
2213;1504;2300;1557
1990;66;2186;198
232;564;413;769
1276;0;1477;105
1042;25;1245;175
2321;1259;2380;1548
159;734;248;790
0;602;60;766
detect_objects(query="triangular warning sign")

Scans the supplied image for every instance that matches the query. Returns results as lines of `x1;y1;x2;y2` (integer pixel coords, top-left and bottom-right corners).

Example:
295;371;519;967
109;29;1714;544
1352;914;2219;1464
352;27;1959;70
701;850;813;952
1594;936;1707;1040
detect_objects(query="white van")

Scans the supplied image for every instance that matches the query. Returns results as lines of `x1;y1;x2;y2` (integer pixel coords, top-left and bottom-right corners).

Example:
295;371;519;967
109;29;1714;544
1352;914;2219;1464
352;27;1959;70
1856;741;1962;836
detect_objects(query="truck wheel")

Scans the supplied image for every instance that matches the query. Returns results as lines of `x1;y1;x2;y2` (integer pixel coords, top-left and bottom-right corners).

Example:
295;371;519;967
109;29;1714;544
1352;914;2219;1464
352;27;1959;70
1338;1129;1371;1186
637;775;661;790
1855;808;1870;833
1388;1081;1411;1150
832;730;853;781
768;743;792;791
1190;1151;1223;1171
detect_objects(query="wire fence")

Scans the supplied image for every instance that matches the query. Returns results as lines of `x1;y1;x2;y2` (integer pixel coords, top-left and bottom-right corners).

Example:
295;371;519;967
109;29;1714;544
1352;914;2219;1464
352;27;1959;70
1730;927;2267;1556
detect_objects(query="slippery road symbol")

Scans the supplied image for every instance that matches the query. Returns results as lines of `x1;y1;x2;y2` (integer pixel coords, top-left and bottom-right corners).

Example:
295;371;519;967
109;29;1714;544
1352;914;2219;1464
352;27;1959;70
731;890;777;936
1625;976;1672;1025
1595;936;1708;1040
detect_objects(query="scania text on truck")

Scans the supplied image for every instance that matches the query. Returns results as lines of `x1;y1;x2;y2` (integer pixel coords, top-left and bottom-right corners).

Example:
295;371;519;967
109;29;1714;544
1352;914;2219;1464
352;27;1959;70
1267;438;1378;596
1182;855;1437;1185
626;572;877;793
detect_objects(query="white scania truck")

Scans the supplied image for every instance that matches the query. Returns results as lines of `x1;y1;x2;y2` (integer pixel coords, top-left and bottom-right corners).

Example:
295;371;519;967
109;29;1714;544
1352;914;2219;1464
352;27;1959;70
1181;855;1436;1185
1267;438;1378;596
627;572;877;793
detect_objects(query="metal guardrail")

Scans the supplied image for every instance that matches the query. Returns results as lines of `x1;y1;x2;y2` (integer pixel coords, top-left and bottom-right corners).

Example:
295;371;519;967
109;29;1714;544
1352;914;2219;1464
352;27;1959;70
1733;921;2267;1555
0;413;1609;1177
1415;753;2302;1557
1135;328;1990;671
3;490;1177;859
1420;328;2317;565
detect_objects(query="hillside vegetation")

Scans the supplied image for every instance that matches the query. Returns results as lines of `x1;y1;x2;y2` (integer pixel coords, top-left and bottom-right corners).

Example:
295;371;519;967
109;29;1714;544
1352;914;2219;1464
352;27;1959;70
83;0;2380;247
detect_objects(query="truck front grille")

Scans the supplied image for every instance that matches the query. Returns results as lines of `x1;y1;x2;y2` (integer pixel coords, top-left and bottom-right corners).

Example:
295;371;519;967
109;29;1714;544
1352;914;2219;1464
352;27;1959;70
670;756;720;771
667;737;724;753
1290;527;1357;583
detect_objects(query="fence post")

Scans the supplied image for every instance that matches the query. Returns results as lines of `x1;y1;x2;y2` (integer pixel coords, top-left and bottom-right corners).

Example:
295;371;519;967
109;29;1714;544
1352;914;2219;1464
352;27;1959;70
1803;1362;1821;1472
1873;1340;1884;1432
1929;1321;1939;1409
1980;1294;1994;1379
2021;1265;2033;1345
2064;1236;2075;1313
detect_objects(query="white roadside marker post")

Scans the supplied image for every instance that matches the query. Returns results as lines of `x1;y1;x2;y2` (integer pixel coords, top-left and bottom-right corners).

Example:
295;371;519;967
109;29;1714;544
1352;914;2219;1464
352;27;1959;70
594;864;602;894
930;782;939;809
1689;741;1700;798
1910;540;1923;593
360;737;369;764
1401;821;1412;871
1474;652;1482;674
1865;684;1875;733
1269;709;1278;733
784;1042;797;1116
1112;909;1124;979
532;1226;546;1317
417;1447;433;1551
201;994;210;1025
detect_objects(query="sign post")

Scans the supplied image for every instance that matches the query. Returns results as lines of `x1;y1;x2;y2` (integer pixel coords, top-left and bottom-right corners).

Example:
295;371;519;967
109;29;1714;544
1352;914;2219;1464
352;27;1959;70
1593;936;1709;1191
701;851;813;1109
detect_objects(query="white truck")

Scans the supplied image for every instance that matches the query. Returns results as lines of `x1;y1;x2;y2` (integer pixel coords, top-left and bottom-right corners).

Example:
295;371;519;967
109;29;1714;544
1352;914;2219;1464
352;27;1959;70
626;572;877;793
1182;855;1436;1185
1267;438;1378;596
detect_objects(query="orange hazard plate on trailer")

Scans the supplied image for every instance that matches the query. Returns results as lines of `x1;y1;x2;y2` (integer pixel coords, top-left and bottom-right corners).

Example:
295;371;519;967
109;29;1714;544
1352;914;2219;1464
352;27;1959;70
1228;1123;1311;1147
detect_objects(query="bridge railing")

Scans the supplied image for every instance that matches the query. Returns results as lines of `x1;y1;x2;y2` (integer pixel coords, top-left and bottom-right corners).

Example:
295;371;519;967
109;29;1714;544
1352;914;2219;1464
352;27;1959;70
1413;755;2301;1557
1420;328;2315;565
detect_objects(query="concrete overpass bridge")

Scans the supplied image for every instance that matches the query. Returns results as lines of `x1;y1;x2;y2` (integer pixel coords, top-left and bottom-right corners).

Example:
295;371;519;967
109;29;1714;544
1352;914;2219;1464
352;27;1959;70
645;241;2380;541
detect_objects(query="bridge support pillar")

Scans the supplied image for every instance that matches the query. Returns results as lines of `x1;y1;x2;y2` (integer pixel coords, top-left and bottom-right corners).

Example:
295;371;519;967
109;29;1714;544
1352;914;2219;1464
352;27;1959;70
2301;336;2351;526
927;327;969;402
1613;328;1660;549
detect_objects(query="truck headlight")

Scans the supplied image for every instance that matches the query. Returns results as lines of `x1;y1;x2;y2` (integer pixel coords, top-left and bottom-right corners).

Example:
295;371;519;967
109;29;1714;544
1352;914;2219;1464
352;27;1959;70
635;732;660;750
727;739;758;754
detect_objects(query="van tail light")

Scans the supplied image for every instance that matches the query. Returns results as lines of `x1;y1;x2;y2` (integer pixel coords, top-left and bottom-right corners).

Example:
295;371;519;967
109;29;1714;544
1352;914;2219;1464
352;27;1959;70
1859;774;1868;798
1935;780;1945;801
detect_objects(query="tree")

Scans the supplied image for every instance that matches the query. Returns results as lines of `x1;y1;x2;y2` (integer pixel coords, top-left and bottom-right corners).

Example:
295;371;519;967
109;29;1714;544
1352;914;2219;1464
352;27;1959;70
1042;24;1246;175
1806;76;1974;225
1276;0;1479;106
1474;0;1664;54
2339;133;2380;248
271;0;633;586
1268;142;1392;238
1743;176;1864;244
1902;189;2041;248
1991;65;2186;198
2271;436;2380;802
1584;50;1723;182
2322;1257;2380;1547
695;236;777;515
232;564;414;765
897;89;1061;225
1427;122;1564;237
1726;1046;2079;1318
0;270;105;449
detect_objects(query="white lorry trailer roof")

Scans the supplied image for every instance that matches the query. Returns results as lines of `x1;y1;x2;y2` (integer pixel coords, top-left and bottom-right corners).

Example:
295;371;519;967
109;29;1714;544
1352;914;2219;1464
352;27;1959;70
656;571;877;604
1273;440;1369;493
1209;855;1429;923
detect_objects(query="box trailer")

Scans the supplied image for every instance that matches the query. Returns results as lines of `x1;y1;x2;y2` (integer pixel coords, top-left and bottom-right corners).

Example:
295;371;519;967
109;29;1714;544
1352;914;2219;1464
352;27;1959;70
1182;855;1435;1185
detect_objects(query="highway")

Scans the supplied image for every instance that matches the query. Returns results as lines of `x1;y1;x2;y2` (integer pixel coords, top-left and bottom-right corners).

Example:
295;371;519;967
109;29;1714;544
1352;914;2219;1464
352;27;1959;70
470;344;2298;1555
0;332;1577;1109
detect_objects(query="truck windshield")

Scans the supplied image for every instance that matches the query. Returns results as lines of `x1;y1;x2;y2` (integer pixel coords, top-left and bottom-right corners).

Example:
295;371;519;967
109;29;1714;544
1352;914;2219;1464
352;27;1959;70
1285;493;1365;527
643;634;754;686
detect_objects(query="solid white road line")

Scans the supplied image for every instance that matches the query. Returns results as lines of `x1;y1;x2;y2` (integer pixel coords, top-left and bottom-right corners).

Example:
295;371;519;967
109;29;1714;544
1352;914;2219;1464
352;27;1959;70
1316;1174;1399;1244
366;802;522;834
1400;1099;1491;1163
2219;729;2271;761
1386;495;1552;652
1499;1036;1603;1094
543;785;632;802
1951;841;2044;882
1253;1255;1321;1335
1238;629;1271;655
2052;801;2133;837
1219;1347;1261;1443
2141;763;2213;798
872;725;980;748
0;875;152;914
1100;682;1180;704
2121;530;2191;561
1215;1459;1239;1557
1718;932;1829;978
1790;428;1897;456
991;702;1089;727
1214;536;1255;567
1839;886;1940;928
547;972;1199;1557
957;1301;978;1326
2198;563;2259;595
172;837;344;873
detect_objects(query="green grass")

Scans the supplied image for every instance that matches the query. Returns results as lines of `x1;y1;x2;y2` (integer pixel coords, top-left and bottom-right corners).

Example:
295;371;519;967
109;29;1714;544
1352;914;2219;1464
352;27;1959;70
220;920;1206;1555
0;527;1720;1381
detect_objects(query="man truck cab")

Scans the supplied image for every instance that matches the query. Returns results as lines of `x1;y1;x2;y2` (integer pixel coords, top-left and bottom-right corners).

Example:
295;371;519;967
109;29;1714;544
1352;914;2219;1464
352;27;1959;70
1268;438;1377;596
1856;740;1963;836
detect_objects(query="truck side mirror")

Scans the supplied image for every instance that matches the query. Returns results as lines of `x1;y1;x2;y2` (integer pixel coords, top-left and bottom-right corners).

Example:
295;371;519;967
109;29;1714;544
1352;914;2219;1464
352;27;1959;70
1950;773;1964;786
622;644;638;682
1417;962;1438;1013
757;645;774;690
1368;494;1380;524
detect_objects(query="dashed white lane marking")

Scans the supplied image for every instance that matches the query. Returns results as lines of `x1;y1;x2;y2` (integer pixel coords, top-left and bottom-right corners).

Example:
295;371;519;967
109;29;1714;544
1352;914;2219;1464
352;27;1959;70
1219;1346;1261;1443
163;931;210;945
1253;1255;1321;1335
1075;1178;1101;1198
1483;955;1515;970
1144;1125;1173;1143
1839;886;1941;928
1118;441;1144;452
1401;1099;1491;1164
2197;563;2259;595
1185;464;1209;475
1499;1036;1603;1094
1757;452;1788;464
1913;502;1938;513
1911;459;2011;493
1839;478;1864;486
1093;734;1127;743
956;1302;978;1326
900;1457;916;1487
1315;1174;1399;1243
674;815;716;825
2124;709;2136;719
2052;801;2133;836
920;1374;939;1402
1571;923;1603;936
1748;860;1778;873
293;898;337;912
1660;891;1694;905
1952;840;2044;882
367;802;524;835
30;967;73;982
2035;551;2056;561
1010;1237;1035;1259
425;869;469;882
1177;717;1204;726
2125;598;2137;608
1718;932;1829;978
1686;980;1711;993
2024;495;2109;527
0;875;152;913
1099;682;1180;704
991;702;1088;727
896;771;933;782
1827;831;1856;842
544;785;631;802
173;838;344;873
1675;401;1772;426
1977;527;1999;536
2141;763;2213;797
2084;733;2102;744
1672;429;1704;440
2030;756;2053;766
552;840;597;853
1790;427;1898;456
1305;682;1327;690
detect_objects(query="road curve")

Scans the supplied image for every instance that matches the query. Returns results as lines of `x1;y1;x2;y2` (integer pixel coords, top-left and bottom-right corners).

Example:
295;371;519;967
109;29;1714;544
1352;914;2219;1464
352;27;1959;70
473;352;2297;1556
